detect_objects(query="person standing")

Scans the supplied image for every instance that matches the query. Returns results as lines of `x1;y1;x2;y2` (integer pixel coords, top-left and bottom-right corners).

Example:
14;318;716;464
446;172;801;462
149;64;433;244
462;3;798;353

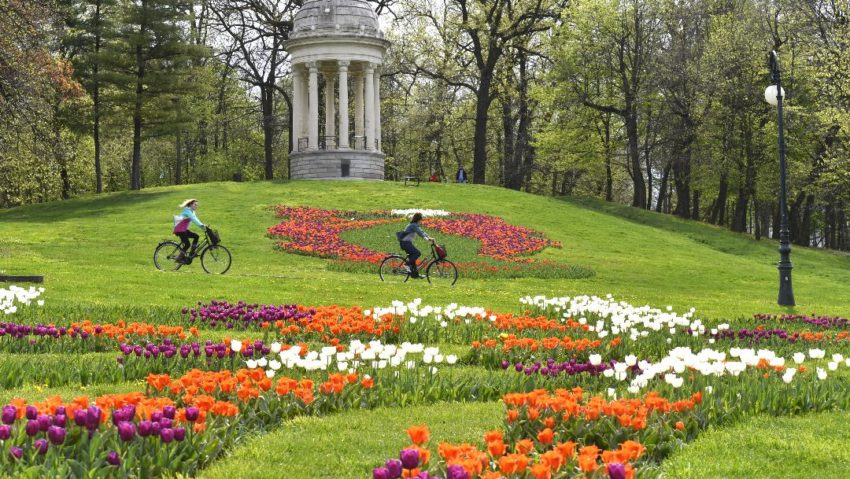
173;199;205;263
455;165;468;183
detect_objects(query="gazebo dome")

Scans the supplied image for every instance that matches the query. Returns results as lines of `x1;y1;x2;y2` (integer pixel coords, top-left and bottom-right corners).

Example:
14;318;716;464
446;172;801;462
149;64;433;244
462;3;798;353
292;0;382;39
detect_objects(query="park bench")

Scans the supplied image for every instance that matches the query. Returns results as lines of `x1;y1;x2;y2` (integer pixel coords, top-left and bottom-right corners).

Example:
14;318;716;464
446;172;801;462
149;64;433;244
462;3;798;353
403;176;420;186
0;275;43;283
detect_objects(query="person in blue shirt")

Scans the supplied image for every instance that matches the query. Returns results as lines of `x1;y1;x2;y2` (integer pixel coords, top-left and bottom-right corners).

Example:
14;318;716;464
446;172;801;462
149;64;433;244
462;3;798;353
173;199;206;263
398;212;435;279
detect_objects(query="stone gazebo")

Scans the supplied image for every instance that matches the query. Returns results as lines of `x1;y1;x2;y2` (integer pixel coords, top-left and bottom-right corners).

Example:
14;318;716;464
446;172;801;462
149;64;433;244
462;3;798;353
287;0;390;180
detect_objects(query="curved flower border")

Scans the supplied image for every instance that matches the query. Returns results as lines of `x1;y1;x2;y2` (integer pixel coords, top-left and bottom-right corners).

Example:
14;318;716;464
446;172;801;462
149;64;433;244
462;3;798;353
266;206;564;273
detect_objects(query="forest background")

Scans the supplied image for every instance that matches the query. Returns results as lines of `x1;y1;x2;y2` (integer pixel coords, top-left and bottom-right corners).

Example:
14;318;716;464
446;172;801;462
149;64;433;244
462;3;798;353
1;0;848;251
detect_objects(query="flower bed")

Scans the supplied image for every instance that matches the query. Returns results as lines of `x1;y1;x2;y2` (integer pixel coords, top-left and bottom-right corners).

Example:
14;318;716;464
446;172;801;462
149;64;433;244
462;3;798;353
266;206;593;279
9;288;850;477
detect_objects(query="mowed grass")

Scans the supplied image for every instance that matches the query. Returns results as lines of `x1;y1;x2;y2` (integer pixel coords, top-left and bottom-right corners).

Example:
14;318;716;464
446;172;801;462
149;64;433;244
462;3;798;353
201;401;503;479
659;412;850;478
0;180;848;318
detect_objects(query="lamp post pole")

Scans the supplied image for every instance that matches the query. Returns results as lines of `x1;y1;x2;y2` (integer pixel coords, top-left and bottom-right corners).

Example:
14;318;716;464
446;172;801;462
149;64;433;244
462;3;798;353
769;50;795;306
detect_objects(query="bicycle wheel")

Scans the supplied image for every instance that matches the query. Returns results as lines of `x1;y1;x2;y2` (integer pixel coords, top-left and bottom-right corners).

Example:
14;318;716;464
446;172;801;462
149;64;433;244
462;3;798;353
426;259;458;286
201;245;232;274
154;241;184;272
379;255;410;283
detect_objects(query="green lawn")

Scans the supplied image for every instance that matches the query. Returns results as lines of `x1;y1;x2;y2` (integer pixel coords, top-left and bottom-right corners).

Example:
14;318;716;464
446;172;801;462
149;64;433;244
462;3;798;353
2;180;850;477
1;180;848;318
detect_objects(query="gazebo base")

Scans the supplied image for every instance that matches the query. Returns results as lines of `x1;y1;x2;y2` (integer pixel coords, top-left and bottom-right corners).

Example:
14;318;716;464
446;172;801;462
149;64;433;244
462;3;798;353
290;150;385;180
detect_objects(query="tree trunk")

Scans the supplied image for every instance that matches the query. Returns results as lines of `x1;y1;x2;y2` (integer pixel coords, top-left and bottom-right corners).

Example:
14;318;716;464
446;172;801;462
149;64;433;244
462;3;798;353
655;161;671;212
472;71;494;184
175;125;182;185
673;130;693;219
625;107;646;208
501;98;516;189
691;189;700;221
261;85;275;180
131;44;145;191
93;0;103;193
709;174;728;225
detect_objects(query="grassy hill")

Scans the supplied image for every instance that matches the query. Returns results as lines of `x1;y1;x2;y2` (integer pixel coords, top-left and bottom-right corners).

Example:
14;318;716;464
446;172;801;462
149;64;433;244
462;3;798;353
1;180;849;319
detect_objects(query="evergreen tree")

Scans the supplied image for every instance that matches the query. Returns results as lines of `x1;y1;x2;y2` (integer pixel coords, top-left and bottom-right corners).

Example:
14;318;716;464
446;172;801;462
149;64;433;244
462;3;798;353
102;0;206;190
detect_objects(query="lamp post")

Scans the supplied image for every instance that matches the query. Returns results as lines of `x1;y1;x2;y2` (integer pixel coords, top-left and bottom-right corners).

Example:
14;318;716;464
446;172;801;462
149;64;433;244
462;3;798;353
764;50;795;306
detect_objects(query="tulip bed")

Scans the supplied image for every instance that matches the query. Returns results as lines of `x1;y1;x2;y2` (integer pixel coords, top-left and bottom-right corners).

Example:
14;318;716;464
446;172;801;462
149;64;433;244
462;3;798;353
5;284;850;478
266;206;593;279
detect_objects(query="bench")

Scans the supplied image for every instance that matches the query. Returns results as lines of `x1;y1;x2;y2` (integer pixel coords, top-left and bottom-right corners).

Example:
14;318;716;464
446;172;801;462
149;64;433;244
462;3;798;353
0;275;44;283
403;176;420;186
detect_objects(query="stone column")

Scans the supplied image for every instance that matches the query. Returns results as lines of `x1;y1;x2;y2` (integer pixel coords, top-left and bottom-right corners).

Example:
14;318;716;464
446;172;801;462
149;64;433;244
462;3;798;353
338;61;350;149
364;63;375;151
324;73;336;147
354;72;364;148
308;62;319;150
291;65;303;153
374;66;382;152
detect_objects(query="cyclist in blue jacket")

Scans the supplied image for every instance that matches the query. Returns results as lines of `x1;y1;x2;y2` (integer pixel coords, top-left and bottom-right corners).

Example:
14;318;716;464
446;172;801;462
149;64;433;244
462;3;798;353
173;199;206;263
398;212;435;279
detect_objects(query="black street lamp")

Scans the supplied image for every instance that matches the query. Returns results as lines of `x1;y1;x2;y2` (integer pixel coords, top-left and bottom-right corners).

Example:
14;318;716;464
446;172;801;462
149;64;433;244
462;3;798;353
764;50;795;306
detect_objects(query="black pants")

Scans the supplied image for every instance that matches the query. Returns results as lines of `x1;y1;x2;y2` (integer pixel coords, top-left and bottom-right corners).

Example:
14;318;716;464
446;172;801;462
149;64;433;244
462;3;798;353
400;240;421;276
176;231;199;254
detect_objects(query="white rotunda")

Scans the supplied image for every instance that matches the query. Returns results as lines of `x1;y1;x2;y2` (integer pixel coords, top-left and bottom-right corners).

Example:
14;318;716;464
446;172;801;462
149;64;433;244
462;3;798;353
286;0;390;180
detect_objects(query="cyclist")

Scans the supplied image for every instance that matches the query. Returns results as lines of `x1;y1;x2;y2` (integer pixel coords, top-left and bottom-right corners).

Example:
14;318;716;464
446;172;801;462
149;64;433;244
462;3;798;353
397;212;435;279
173;199;206;263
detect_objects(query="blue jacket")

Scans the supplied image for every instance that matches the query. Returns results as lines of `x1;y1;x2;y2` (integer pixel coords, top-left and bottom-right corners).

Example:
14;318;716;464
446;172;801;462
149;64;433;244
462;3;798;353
400;222;431;243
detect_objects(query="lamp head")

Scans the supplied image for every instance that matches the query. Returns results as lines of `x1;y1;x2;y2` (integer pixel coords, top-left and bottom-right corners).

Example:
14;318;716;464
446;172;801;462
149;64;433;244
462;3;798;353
764;85;785;106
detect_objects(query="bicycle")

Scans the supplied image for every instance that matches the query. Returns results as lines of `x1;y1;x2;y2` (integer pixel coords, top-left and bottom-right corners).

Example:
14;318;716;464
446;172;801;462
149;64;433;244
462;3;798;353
379;242;458;286
153;227;232;274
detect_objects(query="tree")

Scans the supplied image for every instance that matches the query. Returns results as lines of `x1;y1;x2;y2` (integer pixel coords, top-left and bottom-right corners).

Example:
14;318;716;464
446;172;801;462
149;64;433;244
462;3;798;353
554;0;662;208
63;0;119;194
398;0;564;184
103;0;206;190
208;0;300;180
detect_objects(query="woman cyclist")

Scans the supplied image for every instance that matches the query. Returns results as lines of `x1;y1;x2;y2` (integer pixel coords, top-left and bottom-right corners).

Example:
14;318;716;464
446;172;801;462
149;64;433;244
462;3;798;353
173;199;206;263
397;212;435;279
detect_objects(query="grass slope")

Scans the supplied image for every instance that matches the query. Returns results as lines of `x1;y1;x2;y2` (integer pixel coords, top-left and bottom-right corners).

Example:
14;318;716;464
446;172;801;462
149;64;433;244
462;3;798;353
201;401;503;479
0;181;850;317
1;180;848;318
659;412;850;478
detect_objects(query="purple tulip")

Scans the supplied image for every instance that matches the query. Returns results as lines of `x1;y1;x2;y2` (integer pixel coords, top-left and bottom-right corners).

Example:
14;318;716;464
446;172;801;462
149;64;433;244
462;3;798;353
159;418;173;429
151;411;163;423
372;467;390;479
25;406;37;420
173;427;186;442
73;409;87;427
608;463;626;479
53;414;66;428
34;438;48;455
138;420;153;437
37;414;51;431
185;407;200;422
47;425;65;445
162;406;177;419
106;451;121;466
118;421;136;442
9;447;22;460
399;448;420;469
160;427;174;443
25;420;39;437
85;406;102;431
446;465;468;479
1;405;17;425
0;425;10;440
385;459;402;479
